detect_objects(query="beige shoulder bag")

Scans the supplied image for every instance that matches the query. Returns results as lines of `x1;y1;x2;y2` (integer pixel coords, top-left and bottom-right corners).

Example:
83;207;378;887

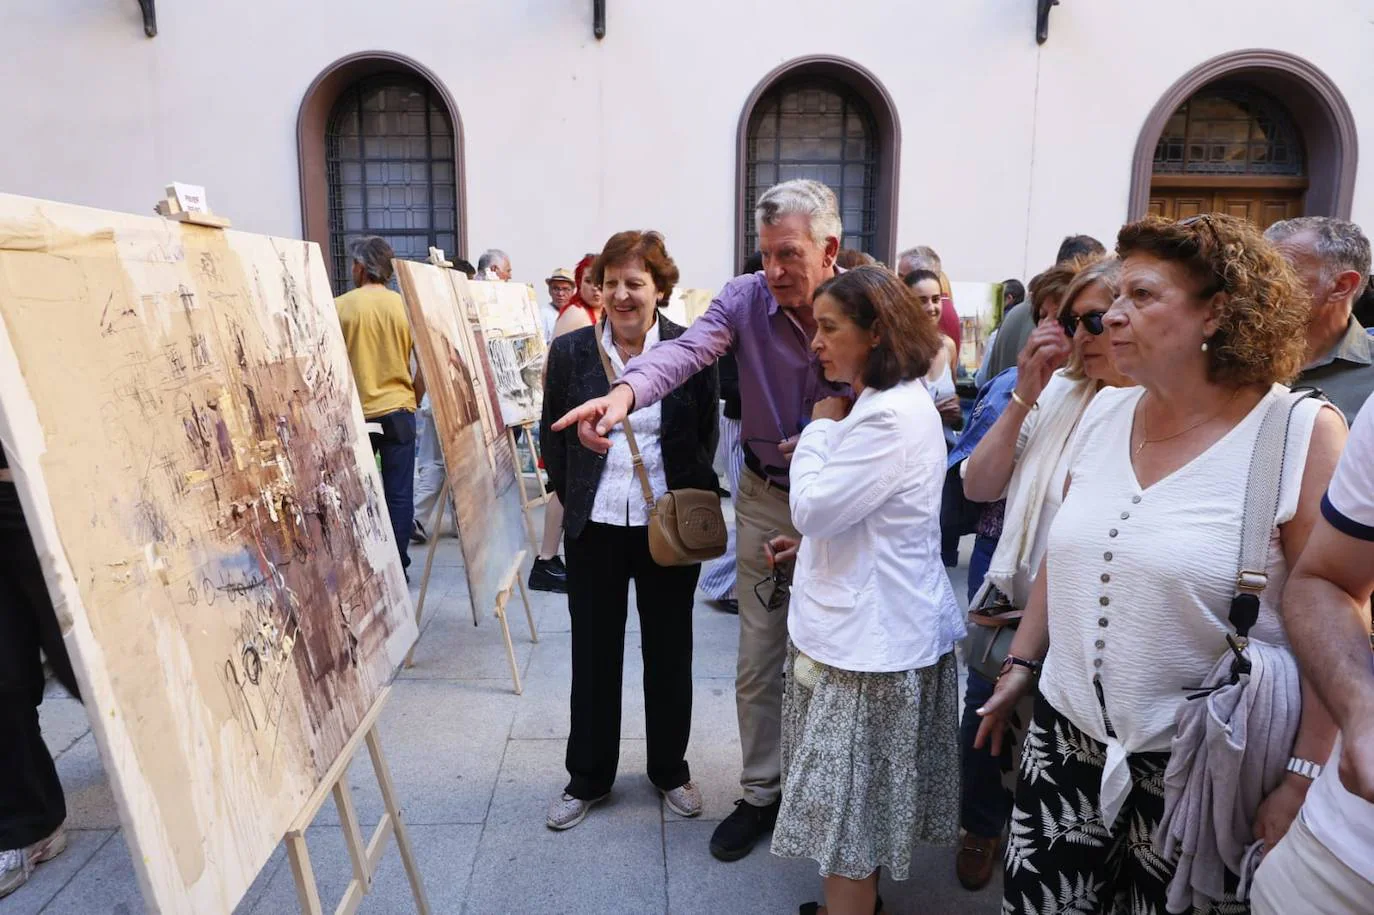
594;326;728;567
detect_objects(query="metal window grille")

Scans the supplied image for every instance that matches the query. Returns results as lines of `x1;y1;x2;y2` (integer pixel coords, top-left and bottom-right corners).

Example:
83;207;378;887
744;81;879;264
1152;87;1306;177
326;76;459;286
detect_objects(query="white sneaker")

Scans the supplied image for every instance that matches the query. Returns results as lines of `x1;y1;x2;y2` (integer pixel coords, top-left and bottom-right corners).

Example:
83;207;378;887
662;781;703;818
0;824;67;900
0;848;32;900
546;792;607;830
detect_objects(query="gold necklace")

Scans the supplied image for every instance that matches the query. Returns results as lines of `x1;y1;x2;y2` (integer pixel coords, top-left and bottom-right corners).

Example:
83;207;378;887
1134;388;1240;457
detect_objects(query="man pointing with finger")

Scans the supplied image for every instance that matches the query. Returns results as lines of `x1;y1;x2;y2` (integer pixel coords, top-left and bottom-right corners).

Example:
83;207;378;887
554;179;846;861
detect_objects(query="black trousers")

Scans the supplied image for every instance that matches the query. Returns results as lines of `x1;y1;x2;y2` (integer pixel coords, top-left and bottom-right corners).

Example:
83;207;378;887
368;409;416;570
564;521;698;799
0;488;78;851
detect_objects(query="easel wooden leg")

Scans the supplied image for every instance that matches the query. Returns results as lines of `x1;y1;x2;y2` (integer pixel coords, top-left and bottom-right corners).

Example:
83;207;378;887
527;423;551;502
404;481;450;668
509;425;540;551
283;688;430;915
367;727;432;915
286;831;326;915
514;568;539;644
494;588;523;695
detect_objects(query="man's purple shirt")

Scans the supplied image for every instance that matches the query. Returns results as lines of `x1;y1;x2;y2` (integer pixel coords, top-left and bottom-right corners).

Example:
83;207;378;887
619;271;846;486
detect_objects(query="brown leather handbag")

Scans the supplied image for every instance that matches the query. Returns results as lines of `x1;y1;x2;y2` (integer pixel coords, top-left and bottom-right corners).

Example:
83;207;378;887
594;328;728;567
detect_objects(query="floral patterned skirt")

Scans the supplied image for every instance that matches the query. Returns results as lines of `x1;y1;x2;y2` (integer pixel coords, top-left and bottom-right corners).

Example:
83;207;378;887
771;642;960;880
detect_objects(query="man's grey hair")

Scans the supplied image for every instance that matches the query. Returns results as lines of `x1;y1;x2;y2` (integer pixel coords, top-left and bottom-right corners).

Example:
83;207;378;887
755;180;842;249
897;245;942;275
1265;216;1371;299
477;248;511;272
348;236;396;284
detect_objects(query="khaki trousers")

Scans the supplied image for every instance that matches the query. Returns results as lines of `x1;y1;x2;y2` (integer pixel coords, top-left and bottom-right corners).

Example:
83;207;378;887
1251;810;1374;915
733;468;798;807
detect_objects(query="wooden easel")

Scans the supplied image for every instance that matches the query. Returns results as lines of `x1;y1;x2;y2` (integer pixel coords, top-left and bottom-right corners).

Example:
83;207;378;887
402;479;538;693
507;420;551;551
285;686;431;915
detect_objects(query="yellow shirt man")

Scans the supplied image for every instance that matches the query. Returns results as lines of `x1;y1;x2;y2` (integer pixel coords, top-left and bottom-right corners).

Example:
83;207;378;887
335;284;416;419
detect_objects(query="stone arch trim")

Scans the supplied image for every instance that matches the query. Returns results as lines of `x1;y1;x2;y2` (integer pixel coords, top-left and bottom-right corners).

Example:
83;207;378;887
1129;49;1357;220
297;51;468;287
735;55;902;269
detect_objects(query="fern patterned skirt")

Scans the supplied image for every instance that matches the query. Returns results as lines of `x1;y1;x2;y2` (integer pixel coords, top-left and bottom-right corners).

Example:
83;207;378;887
771;643;960;880
1004;693;1244;915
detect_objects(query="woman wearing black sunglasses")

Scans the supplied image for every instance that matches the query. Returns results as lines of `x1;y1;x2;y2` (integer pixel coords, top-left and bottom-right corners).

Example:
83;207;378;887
953;254;1131;886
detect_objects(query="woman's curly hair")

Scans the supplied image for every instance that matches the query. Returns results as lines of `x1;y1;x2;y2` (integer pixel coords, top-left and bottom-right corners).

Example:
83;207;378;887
1116;214;1309;386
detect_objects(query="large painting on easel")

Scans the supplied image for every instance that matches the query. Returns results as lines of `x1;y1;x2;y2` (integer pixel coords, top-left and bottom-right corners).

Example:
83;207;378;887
394;261;527;624
0;193;416;913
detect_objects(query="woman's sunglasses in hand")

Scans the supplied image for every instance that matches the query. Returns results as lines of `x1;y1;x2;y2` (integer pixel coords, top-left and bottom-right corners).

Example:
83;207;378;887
1060;310;1106;338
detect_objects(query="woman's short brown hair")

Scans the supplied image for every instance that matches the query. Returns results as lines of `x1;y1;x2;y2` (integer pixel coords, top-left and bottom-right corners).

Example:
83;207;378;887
1116;215;1309;386
813;265;943;390
591;231;680;303
1057;257;1121;381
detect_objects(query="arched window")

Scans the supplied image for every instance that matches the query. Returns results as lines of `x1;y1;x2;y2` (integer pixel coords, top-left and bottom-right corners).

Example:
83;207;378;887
297;53;466;291
1152;87;1305;176
326;77;458;284
745;82;878;257
736;57;900;270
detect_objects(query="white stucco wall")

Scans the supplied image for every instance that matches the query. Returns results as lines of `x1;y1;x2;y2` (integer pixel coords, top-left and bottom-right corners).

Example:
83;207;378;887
2;0;1371;294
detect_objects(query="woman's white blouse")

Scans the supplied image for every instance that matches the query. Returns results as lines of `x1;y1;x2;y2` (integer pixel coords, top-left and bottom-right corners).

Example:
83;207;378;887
1040;384;1326;821
788;380;963;672
590;320;668;527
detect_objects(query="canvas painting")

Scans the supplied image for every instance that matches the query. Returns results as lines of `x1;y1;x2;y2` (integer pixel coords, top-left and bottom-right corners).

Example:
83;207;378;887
464;280;546;427
394;261;527;624
0;194;416;912
664;287;715;327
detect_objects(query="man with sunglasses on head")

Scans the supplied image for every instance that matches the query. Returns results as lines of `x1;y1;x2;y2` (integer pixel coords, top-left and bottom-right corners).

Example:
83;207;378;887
554;179;847;862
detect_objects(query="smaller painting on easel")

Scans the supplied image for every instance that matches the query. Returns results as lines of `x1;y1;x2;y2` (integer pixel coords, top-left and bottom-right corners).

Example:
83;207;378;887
464;280;547;427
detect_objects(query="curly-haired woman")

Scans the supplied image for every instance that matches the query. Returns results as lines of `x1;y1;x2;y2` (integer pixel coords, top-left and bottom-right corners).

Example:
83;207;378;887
977;214;1347;913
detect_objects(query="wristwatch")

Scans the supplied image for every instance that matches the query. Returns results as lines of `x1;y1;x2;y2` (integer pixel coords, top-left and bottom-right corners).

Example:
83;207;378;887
1285;756;1323;780
999;654;1041;678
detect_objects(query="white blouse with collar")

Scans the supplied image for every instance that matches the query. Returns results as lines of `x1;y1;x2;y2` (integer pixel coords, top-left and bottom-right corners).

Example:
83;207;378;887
590;319;669;527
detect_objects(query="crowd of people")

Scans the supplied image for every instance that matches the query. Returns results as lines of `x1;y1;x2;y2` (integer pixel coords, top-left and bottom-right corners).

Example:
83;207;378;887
4;174;1373;915
540;179;1374;914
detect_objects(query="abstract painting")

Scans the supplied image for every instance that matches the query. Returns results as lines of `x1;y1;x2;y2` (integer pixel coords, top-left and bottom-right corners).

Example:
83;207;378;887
394;261;527;625
0;193;416;913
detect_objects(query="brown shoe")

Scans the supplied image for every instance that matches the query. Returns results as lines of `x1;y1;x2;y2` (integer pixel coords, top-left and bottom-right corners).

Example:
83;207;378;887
956;832;1000;890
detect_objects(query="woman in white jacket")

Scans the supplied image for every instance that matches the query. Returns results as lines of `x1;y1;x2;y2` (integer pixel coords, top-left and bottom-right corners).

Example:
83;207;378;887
764;266;965;915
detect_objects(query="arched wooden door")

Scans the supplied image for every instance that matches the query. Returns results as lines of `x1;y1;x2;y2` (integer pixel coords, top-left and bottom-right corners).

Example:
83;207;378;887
1149;85;1307;229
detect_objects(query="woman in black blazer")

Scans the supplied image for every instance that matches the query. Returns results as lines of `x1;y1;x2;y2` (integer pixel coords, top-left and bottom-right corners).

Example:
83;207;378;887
540;231;719;831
